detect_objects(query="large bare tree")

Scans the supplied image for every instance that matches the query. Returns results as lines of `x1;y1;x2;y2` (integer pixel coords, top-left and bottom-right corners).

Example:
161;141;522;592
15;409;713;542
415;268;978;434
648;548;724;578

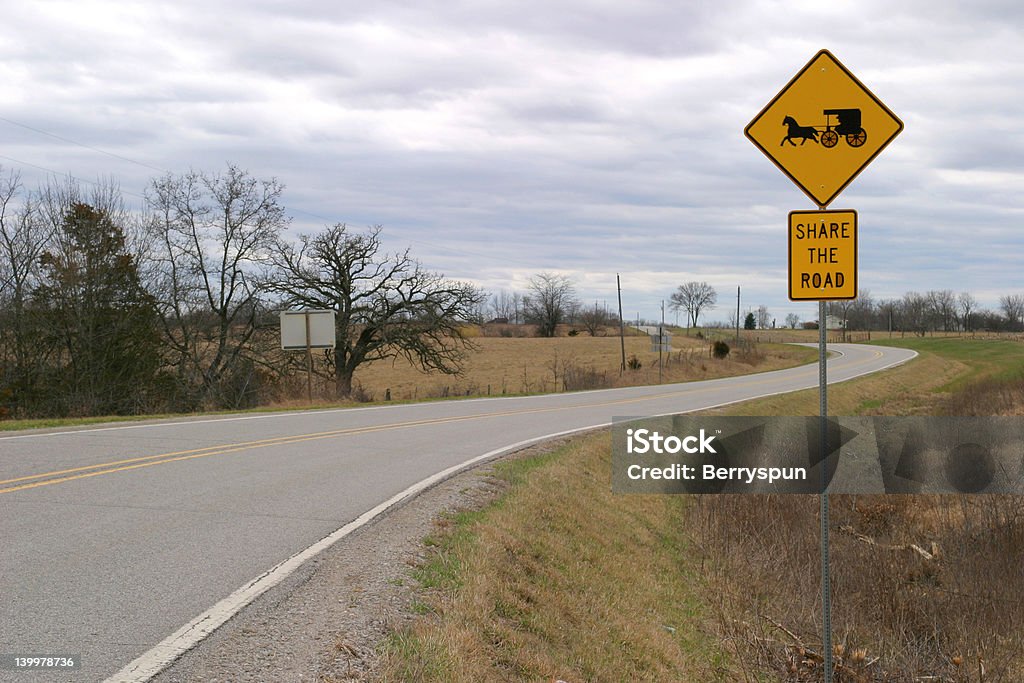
523;273;577;338
269;223;486;398
669;281;717;330
145;165;288;407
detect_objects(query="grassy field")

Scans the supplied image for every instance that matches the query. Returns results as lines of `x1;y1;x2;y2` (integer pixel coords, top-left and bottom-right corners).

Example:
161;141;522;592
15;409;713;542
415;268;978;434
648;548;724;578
0;330;818;431
712;336;1024;417
350;332;817;401
380;336;1024;681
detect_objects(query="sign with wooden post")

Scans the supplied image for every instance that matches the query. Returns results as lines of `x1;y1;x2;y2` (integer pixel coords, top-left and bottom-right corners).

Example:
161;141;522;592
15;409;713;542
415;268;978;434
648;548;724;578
280;309;336;403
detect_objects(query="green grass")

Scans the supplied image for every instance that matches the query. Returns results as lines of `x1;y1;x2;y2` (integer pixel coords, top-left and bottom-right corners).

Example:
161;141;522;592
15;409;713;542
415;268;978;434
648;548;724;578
376;432;736;682
414;507;487;592
866;336;1024;414
870;336;1024;388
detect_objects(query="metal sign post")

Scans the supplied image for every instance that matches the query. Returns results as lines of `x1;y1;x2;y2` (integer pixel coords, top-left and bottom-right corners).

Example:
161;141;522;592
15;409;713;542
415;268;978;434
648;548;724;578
818;298;831;680
745;49;904;683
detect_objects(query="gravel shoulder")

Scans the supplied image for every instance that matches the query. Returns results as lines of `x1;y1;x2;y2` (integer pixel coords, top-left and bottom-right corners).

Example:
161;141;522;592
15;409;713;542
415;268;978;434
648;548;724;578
149;440;562;683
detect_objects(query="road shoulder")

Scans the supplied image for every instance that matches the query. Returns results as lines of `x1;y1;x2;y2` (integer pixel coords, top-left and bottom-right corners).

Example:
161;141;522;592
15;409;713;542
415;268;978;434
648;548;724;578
148;442;557;683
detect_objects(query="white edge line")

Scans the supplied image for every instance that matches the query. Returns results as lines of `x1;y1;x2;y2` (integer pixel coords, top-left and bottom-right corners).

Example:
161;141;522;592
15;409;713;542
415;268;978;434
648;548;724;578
103;345;918;682
103;425;599;683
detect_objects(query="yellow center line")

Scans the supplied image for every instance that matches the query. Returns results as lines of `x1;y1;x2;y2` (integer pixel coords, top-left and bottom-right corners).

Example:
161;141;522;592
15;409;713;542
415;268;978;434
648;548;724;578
1;353;875;496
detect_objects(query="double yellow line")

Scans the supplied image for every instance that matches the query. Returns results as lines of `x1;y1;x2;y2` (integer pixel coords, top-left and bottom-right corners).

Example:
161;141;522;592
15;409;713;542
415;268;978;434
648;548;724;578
0;414;478;495
1;362;845;496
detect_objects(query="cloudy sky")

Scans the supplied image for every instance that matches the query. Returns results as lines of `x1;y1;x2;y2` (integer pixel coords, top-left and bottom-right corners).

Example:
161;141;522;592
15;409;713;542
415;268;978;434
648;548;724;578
1;1;1021;325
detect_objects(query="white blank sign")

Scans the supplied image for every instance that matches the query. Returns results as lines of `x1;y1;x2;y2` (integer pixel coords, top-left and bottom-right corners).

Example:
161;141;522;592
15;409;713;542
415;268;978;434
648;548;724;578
280;309;336;350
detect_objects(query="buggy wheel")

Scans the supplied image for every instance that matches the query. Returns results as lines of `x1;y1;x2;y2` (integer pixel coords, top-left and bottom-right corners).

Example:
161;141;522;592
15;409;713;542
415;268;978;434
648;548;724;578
846;129;867;147
821;130;839;148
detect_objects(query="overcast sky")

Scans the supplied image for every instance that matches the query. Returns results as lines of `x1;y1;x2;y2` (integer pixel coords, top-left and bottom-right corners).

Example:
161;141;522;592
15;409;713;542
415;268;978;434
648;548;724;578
1;1;1021;325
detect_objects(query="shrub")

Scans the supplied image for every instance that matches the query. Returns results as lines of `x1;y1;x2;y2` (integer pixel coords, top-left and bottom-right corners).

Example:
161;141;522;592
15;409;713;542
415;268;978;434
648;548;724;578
712;340;730;359
626;354;642;370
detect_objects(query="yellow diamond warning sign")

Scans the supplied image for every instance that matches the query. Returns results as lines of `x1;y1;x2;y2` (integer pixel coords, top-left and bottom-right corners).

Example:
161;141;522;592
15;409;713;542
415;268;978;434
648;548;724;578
789;210;857;301
746;50;903;207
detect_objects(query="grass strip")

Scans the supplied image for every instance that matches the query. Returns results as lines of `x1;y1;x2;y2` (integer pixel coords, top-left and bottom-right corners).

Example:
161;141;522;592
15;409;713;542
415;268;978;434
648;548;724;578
375;432;735;682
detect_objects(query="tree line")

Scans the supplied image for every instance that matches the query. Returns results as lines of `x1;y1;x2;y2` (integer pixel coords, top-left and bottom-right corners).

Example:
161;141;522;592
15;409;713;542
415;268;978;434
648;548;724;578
665;281;1021;335
0;165;485;418
484;273;622;337
4;162;1015;420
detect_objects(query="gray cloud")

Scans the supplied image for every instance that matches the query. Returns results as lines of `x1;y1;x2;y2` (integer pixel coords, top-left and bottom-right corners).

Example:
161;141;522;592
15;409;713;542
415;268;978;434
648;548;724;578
0;1;1021;323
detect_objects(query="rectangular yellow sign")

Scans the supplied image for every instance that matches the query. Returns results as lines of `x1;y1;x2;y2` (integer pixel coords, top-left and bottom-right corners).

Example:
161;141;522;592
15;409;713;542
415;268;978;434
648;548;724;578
789;210;857;301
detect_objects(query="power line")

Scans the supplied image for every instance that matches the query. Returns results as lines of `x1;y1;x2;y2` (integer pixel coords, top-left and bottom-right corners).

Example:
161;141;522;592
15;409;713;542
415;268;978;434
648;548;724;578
0;114;167;174
0;153;148;201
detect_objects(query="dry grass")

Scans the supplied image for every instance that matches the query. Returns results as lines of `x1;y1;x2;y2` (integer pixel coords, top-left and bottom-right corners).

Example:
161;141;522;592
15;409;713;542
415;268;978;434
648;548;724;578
942;372;1024;415
320;333;817;402
692;495;1024;681
692;337;1024;680
375;337;1024;681
375;431;735;682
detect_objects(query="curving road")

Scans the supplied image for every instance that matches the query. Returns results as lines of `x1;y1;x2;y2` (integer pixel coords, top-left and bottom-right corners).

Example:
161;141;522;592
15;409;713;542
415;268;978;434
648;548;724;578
0;343;915;682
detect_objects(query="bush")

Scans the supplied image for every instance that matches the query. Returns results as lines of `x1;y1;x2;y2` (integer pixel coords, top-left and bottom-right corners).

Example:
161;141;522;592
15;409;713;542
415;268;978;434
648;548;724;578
712;340;730;359
626;354;642;370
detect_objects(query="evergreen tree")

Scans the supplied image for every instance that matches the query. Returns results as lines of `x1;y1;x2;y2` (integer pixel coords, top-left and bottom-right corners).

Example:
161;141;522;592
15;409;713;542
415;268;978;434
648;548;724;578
33;203;161;415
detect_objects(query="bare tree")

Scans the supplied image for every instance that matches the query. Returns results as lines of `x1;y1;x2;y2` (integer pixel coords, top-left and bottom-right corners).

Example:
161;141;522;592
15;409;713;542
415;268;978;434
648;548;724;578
927;289;957;332
1000;294;1024;332
756;305;771;330
490;290;517;322
579;302;615;336
0;169;53;414
901;291;929;336
848;290;874;330
145;164;288;408
877;298;898;336
958;291;978;332
669;281;717;331
785;312;800;329
524;273;578;337
269;223;486;398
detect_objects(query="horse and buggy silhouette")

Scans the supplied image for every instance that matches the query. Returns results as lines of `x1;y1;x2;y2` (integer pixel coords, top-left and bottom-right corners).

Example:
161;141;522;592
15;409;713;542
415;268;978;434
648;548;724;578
781;109;867;148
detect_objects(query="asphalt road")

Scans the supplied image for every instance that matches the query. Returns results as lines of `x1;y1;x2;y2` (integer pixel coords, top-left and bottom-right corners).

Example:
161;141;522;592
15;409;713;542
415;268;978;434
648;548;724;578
0;343;916;682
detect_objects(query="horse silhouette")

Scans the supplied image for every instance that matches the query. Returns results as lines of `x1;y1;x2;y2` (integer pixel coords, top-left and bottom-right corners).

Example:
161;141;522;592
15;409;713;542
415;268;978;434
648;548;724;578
781;115;819;146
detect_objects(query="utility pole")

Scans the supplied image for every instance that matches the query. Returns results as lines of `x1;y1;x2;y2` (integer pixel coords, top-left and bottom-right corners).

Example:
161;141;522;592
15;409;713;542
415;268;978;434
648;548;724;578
659;300;665;384
617;274;626;373
735;286;741;345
